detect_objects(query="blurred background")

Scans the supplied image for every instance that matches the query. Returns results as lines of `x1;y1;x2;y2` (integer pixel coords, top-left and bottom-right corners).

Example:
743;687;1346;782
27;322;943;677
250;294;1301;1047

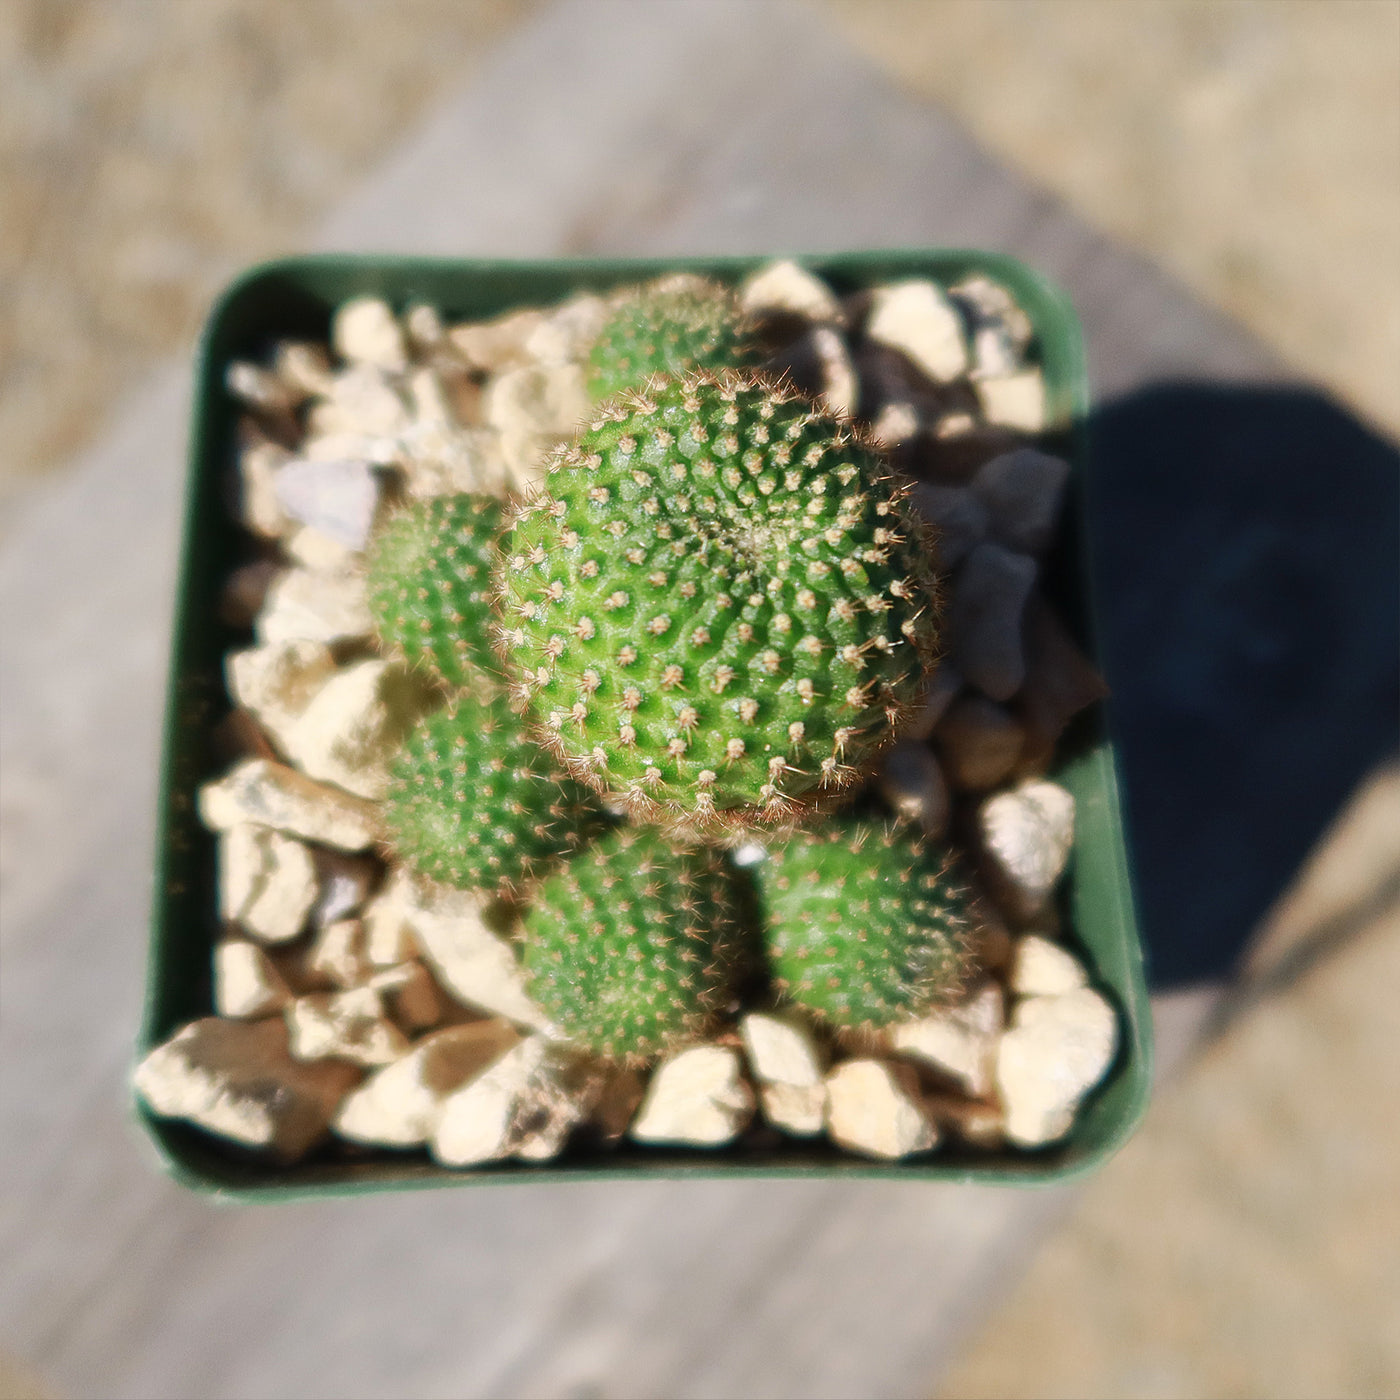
2;2;1397;1397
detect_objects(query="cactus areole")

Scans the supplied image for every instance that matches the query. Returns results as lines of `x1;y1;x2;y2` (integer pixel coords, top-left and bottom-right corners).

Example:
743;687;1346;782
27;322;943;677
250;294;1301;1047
496;372;941;833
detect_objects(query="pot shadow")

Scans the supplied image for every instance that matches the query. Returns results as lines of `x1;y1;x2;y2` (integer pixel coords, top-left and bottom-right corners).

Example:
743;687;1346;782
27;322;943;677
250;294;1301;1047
1080;382;1399;992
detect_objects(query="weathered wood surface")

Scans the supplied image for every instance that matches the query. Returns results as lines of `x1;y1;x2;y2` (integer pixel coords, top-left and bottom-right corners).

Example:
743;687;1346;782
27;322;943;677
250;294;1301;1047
1;2;1290;1397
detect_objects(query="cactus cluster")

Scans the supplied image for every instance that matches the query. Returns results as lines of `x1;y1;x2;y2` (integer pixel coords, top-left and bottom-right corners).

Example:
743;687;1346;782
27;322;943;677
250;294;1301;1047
497;373;939;833
366;273;967;1068
759;820;972;1031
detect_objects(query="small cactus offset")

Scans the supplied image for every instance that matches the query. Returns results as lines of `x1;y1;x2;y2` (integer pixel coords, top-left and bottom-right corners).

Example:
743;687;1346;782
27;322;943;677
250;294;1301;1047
587;275;761;401
496;372;941;834
521;827;745;1063
759;820;973;1031
366;494;503;688
382;690;607;897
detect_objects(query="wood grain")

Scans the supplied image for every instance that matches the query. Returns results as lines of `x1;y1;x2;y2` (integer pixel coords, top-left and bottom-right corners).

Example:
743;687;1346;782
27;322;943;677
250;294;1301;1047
1;2;1287;1396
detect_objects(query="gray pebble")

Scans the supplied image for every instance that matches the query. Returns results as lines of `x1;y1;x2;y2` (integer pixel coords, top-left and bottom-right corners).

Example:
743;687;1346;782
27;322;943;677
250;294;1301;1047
907;483;990;570
970;448;1070;556
949;542;1037;701
903;663;964;741
935;695;1027;792
878;740;950;838
1018;596;1109;757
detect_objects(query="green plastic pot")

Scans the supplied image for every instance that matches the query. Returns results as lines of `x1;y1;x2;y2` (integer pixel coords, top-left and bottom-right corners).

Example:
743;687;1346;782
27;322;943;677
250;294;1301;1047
138;251;1152;1200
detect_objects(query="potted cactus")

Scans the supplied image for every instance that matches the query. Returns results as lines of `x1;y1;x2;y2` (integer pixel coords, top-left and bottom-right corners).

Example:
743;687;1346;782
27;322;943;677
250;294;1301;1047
135;252;1150;1196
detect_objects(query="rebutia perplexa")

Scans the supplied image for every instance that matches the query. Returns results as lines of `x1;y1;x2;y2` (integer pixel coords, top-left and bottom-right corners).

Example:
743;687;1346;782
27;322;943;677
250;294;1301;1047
586;275;761;402
496;371;941;835
758;819;973;1032
382;690;607;899
520;827;746;1063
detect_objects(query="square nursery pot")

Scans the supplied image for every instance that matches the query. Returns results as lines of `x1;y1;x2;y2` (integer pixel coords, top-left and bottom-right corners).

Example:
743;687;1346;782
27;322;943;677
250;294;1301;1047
139;250;1153;1201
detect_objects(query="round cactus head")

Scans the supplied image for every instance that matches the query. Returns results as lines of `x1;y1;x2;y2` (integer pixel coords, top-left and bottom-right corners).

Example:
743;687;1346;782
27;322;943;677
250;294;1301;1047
587;275;761;401
495;372;941;835
521;827;745;1064
382;690;607;898
366;494;503;688
758;820;973;1032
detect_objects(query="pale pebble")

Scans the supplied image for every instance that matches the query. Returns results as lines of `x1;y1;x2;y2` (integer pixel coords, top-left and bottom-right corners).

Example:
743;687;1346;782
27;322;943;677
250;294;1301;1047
332;297;408;372
272;341;334;399
432;1036;588;1167
630;1046;755;1147
448;308;548;374
318;365;411;439
759;1082;826;1138
740;1011;824;1087
996;988;1118;1146
218;822;319;944
824;1059;938;1161
227;361;297;417
286;986;410;1068
226;639;338;757
333;1020;520;1148
281;660;425;801
890;979;1004;1098
199;758;380;852
214;939;292;1018
1010;934;1088;997
134;1017;359;1164
976;370;1048;433
238;438;292;539
307;918;372;990
979;780;1076;917
866;280;969;384
402;880;553;1032
740;259;842;323
255;567;373;647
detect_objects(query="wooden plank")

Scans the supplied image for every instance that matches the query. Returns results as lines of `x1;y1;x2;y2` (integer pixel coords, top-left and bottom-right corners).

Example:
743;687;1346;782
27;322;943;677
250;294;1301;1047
0;2;1295;1397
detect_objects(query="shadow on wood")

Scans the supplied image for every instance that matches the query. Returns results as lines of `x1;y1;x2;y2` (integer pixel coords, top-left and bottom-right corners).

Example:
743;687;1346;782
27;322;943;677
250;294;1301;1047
1084;383;1399;989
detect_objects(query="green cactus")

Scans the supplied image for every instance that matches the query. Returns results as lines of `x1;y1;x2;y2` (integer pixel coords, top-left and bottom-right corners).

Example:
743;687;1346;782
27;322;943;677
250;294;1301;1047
366;494;503;688
759;820;972;1031
587;276;761;402
382;690;607;897
520;827;744;1063
495;372;941;835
